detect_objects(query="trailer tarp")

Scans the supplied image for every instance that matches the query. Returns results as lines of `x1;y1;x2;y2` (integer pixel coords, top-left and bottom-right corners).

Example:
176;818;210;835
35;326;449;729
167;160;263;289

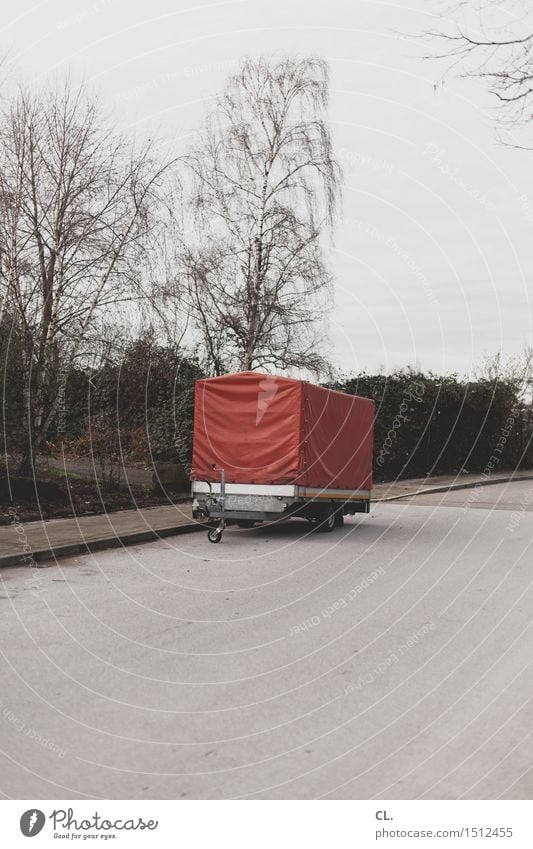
191;372;374;490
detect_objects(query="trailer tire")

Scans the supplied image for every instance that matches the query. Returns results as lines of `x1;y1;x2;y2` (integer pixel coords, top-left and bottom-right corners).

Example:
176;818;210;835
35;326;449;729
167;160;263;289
208;528;222;543
310;505;336;533
334;509;344;527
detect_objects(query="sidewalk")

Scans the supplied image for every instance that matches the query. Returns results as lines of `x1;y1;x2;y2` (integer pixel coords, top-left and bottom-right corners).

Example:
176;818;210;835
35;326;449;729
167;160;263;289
372;469;533;502
0;503;201;568
2;469;533;569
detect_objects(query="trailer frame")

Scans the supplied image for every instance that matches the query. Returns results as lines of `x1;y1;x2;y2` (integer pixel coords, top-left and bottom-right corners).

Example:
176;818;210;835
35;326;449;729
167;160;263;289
192;477;371;542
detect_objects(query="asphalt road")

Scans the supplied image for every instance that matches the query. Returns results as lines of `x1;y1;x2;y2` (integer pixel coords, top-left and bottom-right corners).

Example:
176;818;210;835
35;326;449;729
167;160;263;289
1;480;532;800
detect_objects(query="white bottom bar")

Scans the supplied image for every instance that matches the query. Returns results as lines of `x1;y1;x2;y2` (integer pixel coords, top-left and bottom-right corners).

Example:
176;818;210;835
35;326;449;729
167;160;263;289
2;800;532;848
192;481;297;496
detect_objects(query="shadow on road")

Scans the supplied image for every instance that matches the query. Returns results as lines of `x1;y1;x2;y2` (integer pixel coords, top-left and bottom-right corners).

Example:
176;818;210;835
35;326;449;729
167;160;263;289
207;515;381;543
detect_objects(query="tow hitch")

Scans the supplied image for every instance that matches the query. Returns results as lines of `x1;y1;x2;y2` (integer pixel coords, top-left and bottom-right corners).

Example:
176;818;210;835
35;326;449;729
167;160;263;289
206;466;226;543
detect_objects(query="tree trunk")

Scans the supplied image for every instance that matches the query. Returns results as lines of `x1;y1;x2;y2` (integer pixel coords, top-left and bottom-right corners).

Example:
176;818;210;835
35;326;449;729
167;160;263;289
18;447;33;478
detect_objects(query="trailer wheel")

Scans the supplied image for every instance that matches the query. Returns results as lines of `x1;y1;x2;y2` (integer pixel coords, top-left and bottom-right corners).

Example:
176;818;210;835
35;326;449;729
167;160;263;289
208;528;222;544
334;509;344;527
310;505;336;533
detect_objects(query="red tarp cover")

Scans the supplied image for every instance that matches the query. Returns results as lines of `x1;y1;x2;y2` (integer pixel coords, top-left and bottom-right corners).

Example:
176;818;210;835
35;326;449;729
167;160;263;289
191;372;374;490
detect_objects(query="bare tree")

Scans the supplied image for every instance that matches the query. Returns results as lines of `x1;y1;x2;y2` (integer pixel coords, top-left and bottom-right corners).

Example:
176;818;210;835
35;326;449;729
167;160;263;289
0;81;175;475
180;54;341;375
474;347;533;400
426;1;533;142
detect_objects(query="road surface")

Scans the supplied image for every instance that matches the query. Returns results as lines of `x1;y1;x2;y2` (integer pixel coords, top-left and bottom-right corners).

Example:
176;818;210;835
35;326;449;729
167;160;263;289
1;480;532;799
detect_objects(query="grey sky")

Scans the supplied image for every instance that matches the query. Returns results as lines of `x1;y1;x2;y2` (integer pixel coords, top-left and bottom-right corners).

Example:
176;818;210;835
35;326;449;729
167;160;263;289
2;0;532;376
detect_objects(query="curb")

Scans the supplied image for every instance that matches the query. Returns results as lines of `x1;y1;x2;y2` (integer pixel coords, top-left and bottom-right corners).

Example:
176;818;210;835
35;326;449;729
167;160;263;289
0;521;204;569
3;472;532;566
376;474;533;503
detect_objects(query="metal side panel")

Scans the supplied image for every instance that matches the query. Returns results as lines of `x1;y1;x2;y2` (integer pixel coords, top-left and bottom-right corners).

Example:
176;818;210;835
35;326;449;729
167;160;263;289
192;481;370;500
296;486;372;501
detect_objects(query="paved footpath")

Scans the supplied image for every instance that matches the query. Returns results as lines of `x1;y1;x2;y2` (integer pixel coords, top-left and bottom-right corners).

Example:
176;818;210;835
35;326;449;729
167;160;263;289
0;504;199;567
372;469;533;501
1;470;532;568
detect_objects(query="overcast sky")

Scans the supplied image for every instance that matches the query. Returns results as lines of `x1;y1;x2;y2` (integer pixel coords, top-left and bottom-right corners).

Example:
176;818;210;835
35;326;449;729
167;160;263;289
2;0;533;377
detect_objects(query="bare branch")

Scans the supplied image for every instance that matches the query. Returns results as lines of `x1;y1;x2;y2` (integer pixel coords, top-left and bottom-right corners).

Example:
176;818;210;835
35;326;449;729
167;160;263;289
424;2;533;140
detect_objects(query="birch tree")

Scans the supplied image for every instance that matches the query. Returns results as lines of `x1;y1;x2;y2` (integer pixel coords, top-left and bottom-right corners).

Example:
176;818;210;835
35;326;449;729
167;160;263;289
181;54;341;375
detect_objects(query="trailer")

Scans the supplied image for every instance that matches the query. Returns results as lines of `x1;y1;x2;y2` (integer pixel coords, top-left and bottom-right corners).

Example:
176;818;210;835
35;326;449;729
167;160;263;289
190;371;374;543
